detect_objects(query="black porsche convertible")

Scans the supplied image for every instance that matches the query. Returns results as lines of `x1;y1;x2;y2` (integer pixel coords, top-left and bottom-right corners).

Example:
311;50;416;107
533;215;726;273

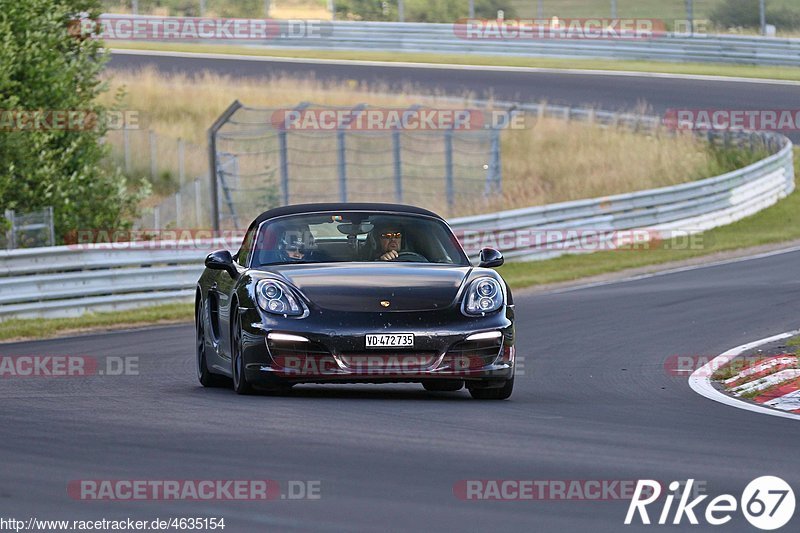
195;203;516;399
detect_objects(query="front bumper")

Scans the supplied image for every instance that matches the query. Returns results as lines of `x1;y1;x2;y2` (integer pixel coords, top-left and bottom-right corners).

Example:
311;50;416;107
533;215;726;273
239;305;515;386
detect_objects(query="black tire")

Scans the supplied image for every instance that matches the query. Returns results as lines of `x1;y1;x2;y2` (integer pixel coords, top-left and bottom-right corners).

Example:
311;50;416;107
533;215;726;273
468;377;514;400
197;303;226;387
422;379;464;392
231;309;255;395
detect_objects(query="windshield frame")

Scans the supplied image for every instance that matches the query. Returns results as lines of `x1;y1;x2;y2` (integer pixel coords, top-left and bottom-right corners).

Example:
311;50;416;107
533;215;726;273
244;210;471;268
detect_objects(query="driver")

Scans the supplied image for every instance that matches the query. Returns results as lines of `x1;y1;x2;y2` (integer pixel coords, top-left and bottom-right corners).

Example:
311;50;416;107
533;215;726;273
374;224;403;261
278;224;315;262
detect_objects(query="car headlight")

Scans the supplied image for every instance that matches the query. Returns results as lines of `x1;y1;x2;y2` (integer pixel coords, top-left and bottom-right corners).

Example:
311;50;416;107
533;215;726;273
462;277;504;316
256;280;304;317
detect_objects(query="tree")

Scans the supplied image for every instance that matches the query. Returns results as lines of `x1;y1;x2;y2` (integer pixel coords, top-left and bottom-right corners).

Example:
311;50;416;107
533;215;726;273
0;0;145;244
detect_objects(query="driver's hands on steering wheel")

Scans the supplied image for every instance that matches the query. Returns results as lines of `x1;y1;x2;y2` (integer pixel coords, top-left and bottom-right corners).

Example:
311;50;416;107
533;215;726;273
379;250;399;261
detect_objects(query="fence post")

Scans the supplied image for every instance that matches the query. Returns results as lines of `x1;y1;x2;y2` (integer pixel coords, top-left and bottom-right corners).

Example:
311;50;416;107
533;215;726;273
154;206;160;230
149;130;157;180
208;100;243;231
194;178;202;228
337;129;347;202
123;127;131;174
444;127;454;211
335;104;366;203
4;209;14;250
47;206;55;246
392;129;403;203
486;128;502;195
176;191;182;227
279;129;290;205
178;138;185;186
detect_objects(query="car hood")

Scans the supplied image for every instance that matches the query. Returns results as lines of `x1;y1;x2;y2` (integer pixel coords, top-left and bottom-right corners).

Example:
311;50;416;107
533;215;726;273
264;263;472;312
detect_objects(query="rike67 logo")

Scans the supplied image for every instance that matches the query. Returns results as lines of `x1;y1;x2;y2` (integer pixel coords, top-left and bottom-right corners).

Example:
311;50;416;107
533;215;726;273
625;477;795;530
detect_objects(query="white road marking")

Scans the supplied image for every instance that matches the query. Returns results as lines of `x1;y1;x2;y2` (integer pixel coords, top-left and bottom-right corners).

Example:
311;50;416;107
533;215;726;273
688;330;800;420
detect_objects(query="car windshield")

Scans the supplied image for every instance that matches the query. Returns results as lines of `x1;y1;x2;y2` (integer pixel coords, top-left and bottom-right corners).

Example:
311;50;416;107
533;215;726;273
250;211;469;267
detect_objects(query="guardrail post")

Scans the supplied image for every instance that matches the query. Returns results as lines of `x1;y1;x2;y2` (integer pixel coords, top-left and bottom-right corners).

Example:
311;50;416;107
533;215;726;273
337;129;347;202
279;129;290;205
393;129;403;203
445;127;454;210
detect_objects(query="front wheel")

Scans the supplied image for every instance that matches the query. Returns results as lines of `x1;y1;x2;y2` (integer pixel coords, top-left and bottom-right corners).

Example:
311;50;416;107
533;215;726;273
231;311;255;395
468;377;514;400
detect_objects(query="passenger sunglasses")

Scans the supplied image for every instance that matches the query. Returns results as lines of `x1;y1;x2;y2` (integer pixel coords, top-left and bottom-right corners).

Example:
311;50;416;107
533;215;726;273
380;232;402;239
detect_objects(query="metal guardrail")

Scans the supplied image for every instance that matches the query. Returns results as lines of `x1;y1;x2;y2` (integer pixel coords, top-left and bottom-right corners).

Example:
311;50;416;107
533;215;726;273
0;104;793;320
100;16;800;67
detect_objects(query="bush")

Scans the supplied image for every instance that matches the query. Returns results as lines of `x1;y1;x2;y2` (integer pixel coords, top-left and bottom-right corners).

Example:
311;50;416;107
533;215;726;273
0;0;146;244
710;0;800;30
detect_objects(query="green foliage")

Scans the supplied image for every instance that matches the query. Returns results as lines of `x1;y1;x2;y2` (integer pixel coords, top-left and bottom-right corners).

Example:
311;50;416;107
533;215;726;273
710;0;800;30
0;0;145;243
335;0;517;22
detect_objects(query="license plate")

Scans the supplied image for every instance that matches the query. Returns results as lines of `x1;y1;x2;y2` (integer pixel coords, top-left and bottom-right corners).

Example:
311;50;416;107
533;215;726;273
366;333;414;348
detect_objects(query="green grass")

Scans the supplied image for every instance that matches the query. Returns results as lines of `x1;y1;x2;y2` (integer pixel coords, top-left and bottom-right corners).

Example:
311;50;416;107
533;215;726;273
788;336;800;347
711;362;746;382
0;302;193;342
109;42;800;82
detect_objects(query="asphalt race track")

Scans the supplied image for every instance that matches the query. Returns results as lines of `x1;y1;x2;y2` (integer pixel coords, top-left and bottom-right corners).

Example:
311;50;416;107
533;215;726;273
2;249;800;531
2;53;797;531
107;51;800;141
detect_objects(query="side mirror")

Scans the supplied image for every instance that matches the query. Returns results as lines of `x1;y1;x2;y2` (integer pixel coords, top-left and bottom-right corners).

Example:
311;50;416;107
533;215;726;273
205;250;238;278
479;248;504;268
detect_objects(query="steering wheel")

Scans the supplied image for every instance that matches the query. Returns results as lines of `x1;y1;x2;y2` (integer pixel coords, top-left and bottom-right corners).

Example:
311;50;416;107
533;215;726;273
393;251;429;263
